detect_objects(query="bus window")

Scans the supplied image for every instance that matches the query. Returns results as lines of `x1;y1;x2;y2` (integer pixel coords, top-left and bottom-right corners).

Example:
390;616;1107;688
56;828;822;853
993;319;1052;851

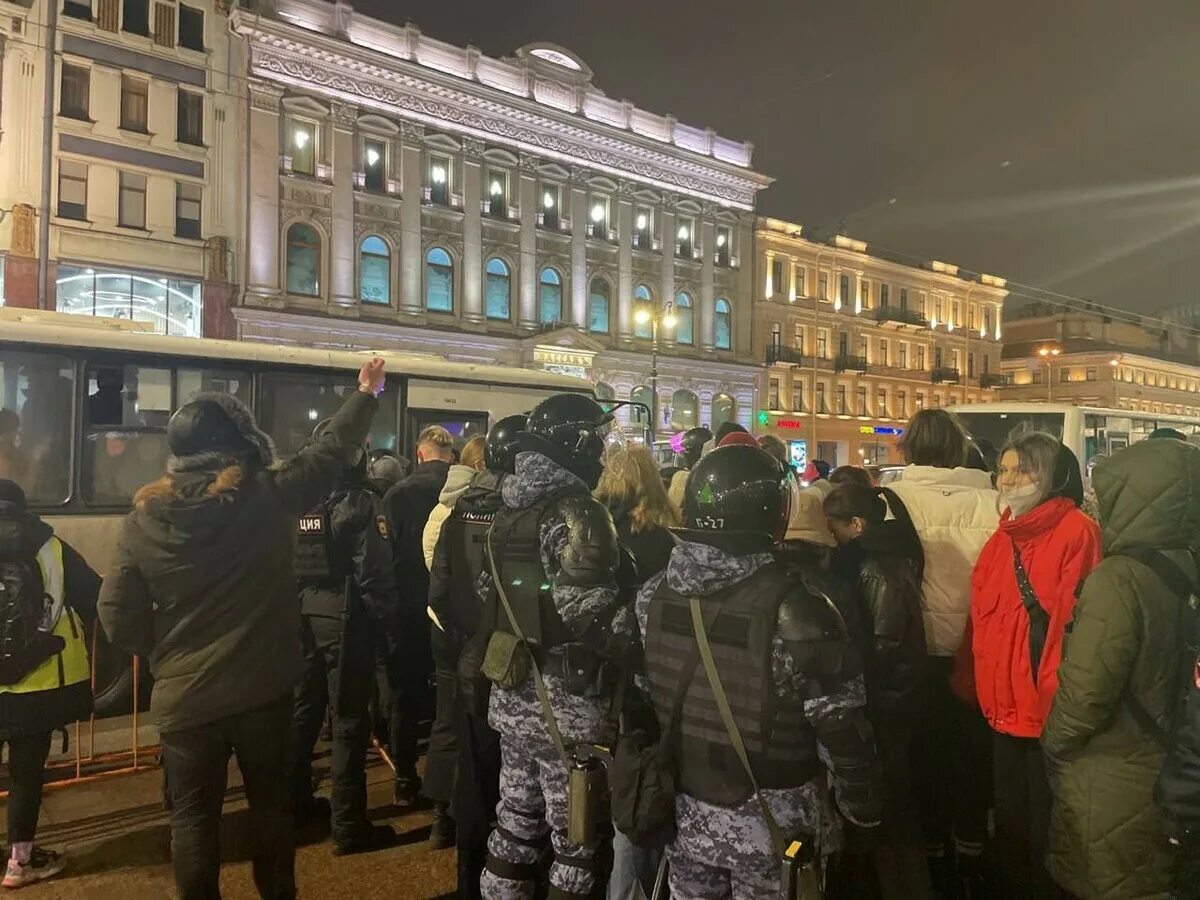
259;371;398;459
406;408;487;459
82;365;172;506
0;351;73;504
177;368;251;406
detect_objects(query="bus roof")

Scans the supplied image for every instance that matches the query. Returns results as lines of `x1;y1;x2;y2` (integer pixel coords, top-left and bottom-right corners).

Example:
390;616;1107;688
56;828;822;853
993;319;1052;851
949;401;1200;425
0;309;590;393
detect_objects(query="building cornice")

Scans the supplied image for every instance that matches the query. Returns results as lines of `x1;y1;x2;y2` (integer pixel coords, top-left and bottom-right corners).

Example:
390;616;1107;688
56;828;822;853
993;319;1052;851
233;13;771;210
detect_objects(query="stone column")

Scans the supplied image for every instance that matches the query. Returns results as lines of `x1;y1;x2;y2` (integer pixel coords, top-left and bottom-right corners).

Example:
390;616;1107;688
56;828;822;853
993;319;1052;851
616;179;634;342
659;193;676;320
398;120;425;318
329;103;357;309
570;166;588;328
462;138;484;325
700;204;716;351
518;152;538;328
246;81;285;302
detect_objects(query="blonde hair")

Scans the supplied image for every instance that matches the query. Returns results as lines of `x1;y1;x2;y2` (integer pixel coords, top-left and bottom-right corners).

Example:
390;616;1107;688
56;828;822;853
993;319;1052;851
460;435;486;471
417;425;454;449
594;445;681;532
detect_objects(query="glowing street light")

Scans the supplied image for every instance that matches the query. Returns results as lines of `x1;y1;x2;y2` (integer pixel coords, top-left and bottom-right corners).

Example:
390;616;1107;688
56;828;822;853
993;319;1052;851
637;300;678;442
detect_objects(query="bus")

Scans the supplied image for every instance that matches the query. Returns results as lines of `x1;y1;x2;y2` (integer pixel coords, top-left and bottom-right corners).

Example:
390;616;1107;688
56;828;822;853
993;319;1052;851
1;309;592;720
947;401;1200;474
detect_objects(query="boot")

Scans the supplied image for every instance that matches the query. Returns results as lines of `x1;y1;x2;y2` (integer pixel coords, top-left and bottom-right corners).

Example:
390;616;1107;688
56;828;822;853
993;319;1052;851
429;803;456;850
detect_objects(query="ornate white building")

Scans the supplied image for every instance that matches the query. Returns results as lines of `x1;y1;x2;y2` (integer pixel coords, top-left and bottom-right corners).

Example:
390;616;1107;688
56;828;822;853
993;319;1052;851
228;0;772;434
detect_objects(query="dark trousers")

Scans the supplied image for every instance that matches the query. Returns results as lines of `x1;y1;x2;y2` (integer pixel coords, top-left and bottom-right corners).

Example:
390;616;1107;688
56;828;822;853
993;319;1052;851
4;732;52;844
292;613;373;843
424;625;460;806
454;682;501;900
993;732;1061;899
161;696;296;900
913;657;992;859
380;615;431;782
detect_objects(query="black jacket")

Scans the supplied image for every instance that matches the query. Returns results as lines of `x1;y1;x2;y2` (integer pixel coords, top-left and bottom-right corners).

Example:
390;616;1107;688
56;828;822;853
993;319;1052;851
98;391;377;733
832;518;927;720
428;470;504;639
0;505;100;739
611;509;674;588
385;460;449;620
300;481;399;653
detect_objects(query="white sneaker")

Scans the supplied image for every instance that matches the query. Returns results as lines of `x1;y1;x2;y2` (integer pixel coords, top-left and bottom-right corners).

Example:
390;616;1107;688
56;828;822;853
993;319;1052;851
3;848;65;889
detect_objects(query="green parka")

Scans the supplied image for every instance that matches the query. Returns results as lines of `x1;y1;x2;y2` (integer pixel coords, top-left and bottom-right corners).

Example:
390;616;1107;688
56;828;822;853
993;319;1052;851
1042;439;1200;900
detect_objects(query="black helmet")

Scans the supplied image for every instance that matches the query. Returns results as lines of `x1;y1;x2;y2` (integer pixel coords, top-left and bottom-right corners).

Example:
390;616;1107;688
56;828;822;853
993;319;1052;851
311;418;366;474
680;426;713;468
678;445;791;552
167;394;276;470
486;414;527;474
521;394;614;488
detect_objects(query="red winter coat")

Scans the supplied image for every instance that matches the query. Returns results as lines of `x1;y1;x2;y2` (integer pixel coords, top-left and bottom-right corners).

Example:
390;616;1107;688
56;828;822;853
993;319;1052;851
969;497;1102;738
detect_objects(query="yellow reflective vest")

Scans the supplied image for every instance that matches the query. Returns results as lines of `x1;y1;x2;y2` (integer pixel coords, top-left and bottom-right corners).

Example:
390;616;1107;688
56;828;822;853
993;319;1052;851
0;537;90;695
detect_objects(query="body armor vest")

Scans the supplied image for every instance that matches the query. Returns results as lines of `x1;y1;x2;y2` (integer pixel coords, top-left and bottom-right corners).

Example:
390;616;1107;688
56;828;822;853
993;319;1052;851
644;562;819;806
481;493;573;650
445;488;505;637
295;503;336;585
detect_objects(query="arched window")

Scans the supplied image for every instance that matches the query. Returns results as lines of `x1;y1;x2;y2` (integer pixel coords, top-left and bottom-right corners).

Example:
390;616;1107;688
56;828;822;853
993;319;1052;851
675;291;694;345
358;236;390;304
630;385;653;425
588;278;610;333
712;394;736;429
425;247;453;311
285;223;321;297
539;267;562;325
671;389;699;432
595;382;616;402
633;284;652;339
714;298;732;349
485;257;511;320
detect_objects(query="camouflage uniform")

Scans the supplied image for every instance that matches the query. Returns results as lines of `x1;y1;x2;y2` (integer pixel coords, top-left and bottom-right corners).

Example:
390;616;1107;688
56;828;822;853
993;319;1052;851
636;540;878;900
480;451;629;900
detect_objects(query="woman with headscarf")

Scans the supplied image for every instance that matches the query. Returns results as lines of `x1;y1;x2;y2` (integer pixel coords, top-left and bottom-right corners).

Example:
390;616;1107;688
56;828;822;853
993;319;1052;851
965;432;1101;898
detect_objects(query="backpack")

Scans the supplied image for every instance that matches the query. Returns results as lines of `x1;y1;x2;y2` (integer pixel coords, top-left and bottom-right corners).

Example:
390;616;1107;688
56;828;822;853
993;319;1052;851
1123;550;1200;810
0;550;64;685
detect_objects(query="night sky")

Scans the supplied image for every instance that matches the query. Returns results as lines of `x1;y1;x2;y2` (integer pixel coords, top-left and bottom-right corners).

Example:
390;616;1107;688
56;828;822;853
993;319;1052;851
357;0;1200;314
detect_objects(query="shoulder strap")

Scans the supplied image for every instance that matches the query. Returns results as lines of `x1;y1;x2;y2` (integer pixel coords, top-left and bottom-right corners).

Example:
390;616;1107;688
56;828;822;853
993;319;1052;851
652;584;720;752
485;526;572;771
689;595;787;855
1011;538;1051;684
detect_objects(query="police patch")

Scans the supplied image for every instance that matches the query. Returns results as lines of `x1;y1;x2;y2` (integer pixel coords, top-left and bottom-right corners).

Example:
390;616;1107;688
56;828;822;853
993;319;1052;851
298;515;325;535
376;516;390;540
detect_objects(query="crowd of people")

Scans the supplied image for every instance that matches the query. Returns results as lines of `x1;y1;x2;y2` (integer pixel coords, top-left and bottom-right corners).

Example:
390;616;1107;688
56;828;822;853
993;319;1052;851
0;357;1196;900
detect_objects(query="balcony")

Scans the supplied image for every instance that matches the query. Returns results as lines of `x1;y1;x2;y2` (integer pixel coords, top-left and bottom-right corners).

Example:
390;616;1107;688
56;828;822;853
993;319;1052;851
932;367;961;384
873;306;929;329
980;372;1008;389
586;222;618;242
834;354;869;374
766;346;815;367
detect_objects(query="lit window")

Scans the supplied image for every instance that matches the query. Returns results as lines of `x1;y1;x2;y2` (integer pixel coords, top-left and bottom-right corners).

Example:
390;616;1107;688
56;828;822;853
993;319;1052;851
589;195;608;237
359;236;390;304
714;298;732;350
676;218;694;258
485;257;510;320
428;155;450;206
291;122;315;176
716;226;731;266
713;394;736;428
634;284;652;339
540;184;560;229
634;206;653;248
588;278;610;333
675;292;694;345
487;169;508;218
425;247;453;311
363;140;386;191
286;223;321;296
539;267;562;325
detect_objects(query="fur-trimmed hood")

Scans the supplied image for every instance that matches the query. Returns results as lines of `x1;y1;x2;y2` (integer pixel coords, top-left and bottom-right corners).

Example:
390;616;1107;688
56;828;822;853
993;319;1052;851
167;392;277;475
133;465;244;509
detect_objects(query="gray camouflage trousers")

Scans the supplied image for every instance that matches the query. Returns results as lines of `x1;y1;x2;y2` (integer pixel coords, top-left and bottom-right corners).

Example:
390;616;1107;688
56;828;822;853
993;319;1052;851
667;848;778;899
480;670;614;900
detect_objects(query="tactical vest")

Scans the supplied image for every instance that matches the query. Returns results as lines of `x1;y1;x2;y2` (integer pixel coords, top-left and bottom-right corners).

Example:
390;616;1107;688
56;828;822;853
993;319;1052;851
445;489;506;637
295;503;338;587
1;537;90;696
644;562;819;806
481;494;574;651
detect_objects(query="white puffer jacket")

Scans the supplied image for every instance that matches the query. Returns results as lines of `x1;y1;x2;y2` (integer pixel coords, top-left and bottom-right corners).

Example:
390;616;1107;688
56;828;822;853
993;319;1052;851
421;464;478;571
887;465;998;656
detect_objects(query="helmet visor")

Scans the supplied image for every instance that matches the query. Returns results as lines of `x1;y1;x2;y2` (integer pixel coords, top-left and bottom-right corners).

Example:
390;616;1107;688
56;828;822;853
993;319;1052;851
599;420;627;466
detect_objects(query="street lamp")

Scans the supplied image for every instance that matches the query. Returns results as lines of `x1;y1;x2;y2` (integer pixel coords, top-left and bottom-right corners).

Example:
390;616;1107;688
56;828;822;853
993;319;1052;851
1038;345;1062;401
634;300;678;442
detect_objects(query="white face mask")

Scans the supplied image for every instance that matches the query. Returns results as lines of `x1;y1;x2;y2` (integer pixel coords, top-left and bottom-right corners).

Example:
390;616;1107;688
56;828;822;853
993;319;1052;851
998;483;1042;518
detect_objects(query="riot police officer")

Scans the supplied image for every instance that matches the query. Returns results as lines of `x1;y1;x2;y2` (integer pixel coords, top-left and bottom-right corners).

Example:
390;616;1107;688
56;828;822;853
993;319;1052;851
428;414;525;899
477;395;630;900
661;426;711;506
637;445;881;899
293;419;400;856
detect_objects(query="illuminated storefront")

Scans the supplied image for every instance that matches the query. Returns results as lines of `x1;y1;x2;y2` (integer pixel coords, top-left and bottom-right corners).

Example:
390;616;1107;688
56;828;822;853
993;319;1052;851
56;265;203;337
